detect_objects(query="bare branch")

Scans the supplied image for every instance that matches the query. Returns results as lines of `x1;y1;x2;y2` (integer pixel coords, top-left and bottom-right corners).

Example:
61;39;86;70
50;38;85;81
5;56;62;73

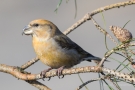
0;64;50;90
1;64;135;83
90;0;135;16
63;0;135;35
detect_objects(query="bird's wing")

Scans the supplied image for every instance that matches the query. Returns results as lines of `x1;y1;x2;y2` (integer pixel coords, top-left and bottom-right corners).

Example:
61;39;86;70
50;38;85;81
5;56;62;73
54;34;94;58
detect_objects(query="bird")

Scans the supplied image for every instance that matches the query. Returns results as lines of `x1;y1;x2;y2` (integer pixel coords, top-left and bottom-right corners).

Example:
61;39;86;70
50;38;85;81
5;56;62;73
110;26;132;43
23;19;103;78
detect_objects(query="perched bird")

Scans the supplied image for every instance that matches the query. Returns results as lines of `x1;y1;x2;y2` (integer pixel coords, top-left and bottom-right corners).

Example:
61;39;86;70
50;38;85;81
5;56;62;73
110;26;132;43
23;19;102;77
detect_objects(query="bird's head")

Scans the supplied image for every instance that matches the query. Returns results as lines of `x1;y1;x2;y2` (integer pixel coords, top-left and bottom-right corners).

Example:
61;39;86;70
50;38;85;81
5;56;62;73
23;19;61;39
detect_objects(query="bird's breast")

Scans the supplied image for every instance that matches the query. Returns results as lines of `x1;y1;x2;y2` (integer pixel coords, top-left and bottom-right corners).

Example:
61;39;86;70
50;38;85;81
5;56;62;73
32;37;79;69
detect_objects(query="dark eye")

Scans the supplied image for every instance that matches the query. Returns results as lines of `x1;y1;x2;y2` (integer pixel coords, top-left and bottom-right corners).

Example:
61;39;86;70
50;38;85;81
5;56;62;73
33;23;39;27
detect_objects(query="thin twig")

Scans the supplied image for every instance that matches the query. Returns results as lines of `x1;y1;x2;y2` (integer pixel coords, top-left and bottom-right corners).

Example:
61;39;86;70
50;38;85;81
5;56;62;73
98;43;133;67
76;78;100;90
21;57;39;70
108;77;121;90
77;75;121;90
90;16;117;45
129;49;135;55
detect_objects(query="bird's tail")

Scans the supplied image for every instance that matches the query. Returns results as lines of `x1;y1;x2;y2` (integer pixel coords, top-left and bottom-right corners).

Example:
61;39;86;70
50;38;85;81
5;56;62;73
84;56;101;61
81;56;99;63
84;56;108;65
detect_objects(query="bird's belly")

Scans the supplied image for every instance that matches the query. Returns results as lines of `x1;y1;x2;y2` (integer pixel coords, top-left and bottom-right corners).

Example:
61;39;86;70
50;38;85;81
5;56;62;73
39;48;79;69
33;38;80;69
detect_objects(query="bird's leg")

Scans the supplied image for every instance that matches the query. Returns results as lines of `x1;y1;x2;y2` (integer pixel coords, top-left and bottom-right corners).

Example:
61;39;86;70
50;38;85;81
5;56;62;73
56;66;65;79
40;67;52;81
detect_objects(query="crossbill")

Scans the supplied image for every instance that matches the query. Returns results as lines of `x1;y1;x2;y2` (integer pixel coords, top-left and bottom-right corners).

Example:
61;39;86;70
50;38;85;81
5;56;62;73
23;19;102;77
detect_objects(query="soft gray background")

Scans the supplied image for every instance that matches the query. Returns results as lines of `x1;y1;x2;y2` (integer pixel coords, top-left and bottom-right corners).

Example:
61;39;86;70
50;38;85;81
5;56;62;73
0;0;135;90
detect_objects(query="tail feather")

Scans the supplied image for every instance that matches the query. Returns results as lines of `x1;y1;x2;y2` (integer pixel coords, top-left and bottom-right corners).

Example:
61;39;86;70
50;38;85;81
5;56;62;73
83;56;101;61
84;56;109;65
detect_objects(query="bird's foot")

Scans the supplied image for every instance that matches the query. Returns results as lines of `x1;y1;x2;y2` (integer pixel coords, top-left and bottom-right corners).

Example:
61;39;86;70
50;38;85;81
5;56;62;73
40;68;52;81
56;66;65;79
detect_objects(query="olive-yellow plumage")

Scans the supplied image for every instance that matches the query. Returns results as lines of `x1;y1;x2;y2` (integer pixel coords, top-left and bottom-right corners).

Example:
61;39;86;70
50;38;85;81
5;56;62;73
23;19;102;76
32;36;78;68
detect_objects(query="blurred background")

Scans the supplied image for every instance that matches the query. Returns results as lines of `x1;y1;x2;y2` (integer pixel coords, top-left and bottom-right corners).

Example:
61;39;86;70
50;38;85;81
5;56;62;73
0;0;135;90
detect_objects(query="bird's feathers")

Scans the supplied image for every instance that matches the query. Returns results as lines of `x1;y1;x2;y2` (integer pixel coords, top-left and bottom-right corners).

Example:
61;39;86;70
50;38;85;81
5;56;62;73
23;19;103;69
54;33;97;60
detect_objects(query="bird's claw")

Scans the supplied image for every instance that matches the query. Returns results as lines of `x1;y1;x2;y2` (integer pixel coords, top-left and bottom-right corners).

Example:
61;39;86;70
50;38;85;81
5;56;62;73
56;66;65;79
48;77;51;81
41;77;51;81
40;68;52;81
58;75;64;79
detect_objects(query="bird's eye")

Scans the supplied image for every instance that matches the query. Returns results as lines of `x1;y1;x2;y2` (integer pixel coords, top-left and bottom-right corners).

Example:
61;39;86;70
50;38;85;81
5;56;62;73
33;23;39;27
